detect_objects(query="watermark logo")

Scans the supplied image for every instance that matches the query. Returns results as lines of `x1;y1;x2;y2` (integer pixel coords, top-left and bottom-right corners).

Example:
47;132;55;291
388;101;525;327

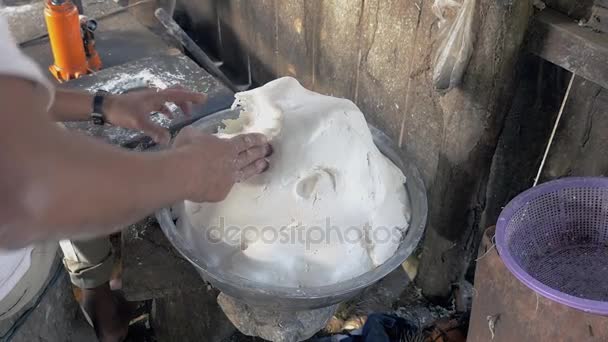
205;217;404;250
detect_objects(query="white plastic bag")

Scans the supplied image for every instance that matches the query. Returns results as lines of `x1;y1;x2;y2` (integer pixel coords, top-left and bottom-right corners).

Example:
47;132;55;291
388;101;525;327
433;0;477;91
432;0;462;24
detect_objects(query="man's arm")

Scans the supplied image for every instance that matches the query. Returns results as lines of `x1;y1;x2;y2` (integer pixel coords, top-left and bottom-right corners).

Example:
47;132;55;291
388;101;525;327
47;88;94;122
48;87;205;144
0;76;270;248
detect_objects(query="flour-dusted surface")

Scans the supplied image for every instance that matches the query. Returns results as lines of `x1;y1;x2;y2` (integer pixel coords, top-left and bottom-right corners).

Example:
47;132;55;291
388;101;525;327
180;77;411;288
62;54;233;149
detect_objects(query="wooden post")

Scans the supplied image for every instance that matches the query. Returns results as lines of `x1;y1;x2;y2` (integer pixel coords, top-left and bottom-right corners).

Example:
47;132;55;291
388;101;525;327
416;0;533;301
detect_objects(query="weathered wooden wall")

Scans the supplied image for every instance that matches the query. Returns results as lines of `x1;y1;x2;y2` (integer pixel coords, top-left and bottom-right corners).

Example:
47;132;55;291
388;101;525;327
474;63;608;286
176;0;533;300
177;0;442;184
541;78;608;180
478;0;608;237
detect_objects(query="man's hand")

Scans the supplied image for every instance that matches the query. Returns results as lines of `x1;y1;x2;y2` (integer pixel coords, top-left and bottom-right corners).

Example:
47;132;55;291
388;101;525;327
104;87;207;144
173;127;272;202
0;75;269;246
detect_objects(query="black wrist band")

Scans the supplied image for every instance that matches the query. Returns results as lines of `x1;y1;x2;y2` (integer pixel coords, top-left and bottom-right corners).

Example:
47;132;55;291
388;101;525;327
92;90;108;125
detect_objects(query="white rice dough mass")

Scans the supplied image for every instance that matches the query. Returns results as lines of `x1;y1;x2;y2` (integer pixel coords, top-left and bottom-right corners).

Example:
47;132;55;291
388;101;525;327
180;77;411;288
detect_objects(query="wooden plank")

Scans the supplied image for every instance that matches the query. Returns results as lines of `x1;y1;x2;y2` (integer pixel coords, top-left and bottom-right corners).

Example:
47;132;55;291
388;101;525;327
275;0;313;88
528;8;608;90
356;0;431;147
417;0;534;300
356;0;404;141
239;0;277;84
312;0;361;98
396;0;445;186
217;0;251;84
479;57;569;236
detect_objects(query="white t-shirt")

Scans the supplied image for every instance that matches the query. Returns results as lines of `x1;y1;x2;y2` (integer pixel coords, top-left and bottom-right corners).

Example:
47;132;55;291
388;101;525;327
0;16;54;302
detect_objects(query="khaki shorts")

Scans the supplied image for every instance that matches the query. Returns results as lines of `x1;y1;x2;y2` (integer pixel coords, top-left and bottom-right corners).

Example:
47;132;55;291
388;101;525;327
59;236;114;289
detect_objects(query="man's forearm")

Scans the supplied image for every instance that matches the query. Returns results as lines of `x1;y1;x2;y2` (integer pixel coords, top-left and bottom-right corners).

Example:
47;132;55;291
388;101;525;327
0;78;190;247
48;88;95;122
1;119;191;247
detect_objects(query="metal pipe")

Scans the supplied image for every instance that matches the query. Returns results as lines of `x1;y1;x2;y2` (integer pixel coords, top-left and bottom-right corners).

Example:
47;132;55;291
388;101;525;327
154;8;237;92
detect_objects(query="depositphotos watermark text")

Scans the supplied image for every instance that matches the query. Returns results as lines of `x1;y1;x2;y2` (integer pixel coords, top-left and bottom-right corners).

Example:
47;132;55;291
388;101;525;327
203;217;405;250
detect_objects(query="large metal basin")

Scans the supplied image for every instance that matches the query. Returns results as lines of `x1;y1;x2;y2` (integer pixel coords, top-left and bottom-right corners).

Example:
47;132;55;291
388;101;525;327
155;109;427;310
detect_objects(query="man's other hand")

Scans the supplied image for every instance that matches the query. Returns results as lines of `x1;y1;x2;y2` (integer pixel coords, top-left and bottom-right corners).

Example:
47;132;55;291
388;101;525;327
173;128;272;202
104;87;207;144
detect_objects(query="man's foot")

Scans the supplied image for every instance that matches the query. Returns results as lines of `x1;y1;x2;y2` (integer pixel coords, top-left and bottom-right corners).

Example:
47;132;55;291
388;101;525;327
80;283;132;342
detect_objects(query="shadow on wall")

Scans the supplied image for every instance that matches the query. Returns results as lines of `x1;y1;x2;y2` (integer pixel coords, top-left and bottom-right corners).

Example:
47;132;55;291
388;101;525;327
175;0;253;86
543;0;595;20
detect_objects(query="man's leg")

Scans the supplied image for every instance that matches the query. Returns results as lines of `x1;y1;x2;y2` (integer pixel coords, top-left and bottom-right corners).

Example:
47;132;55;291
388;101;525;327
60;237;130;342
60;238;114;290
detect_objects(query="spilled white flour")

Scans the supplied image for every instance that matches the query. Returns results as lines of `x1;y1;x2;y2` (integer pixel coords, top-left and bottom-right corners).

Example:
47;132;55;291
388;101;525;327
83;69;183;93
180;77;411;287
0;4;35;14
81;68;185;141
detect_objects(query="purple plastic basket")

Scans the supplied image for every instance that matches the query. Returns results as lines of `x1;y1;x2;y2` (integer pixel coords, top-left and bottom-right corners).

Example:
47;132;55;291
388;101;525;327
496;177;608;315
